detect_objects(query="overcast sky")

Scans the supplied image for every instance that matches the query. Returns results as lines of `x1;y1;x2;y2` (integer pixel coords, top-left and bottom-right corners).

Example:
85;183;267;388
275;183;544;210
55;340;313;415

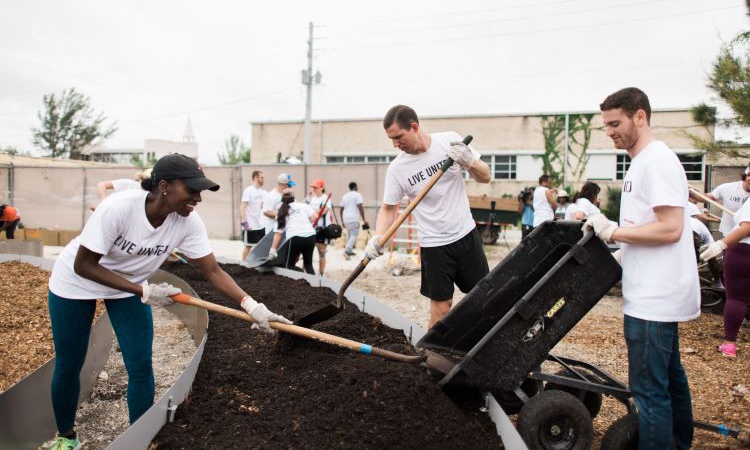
1;0;747;164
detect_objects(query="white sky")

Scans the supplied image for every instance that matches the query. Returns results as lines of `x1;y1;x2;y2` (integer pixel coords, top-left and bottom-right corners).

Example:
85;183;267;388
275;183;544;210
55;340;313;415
0;0;748;164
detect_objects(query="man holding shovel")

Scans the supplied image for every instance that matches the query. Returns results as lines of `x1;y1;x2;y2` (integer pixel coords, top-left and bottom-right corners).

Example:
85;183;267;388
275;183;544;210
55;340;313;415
365;105;491;329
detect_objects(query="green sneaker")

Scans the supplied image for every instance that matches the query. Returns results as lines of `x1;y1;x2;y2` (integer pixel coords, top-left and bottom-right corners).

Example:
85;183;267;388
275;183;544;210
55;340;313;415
41;435;81;450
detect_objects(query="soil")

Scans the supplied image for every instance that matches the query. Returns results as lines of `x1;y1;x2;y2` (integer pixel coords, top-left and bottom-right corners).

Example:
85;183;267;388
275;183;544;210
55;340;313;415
3;242;749;449
152;263;504;449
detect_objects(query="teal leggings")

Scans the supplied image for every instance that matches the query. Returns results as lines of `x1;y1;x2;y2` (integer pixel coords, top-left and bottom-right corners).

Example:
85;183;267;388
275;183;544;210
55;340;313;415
48;291;154;433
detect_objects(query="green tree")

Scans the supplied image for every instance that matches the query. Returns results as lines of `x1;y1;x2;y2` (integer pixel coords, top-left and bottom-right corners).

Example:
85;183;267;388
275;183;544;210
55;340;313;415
687;8;750;158
537;114;597;190
0;145;19;156
218;134;251;165
31;88;117;159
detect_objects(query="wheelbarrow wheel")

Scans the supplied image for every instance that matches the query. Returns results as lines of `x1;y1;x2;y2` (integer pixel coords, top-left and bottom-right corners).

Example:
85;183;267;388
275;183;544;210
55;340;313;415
600;413;638;450
700;287;725;314
517;390;593;450
544;371;603;418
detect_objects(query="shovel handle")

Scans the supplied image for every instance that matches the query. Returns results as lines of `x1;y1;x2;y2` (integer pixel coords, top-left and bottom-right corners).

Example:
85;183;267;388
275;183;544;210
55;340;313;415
689;186;735;217
170;293;425;363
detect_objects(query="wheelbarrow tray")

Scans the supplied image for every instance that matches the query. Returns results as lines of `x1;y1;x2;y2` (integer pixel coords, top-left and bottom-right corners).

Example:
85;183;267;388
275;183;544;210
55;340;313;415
418;220;621;390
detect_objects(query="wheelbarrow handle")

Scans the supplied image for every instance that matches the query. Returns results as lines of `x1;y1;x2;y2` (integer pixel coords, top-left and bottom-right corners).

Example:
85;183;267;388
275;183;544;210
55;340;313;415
170;293;425;364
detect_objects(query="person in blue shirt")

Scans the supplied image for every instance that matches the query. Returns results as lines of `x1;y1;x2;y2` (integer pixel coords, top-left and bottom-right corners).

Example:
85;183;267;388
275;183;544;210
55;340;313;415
518;187;535;238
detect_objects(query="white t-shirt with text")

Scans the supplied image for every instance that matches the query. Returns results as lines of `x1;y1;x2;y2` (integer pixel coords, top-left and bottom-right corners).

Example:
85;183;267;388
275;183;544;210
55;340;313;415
382;131;478;247
49;189;212;299
619;141;700;322
308;194;334;227
711;181;750;236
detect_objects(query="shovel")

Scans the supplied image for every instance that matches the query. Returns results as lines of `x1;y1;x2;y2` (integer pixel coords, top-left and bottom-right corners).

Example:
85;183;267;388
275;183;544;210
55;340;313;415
170;293;426;363
295;135;474;328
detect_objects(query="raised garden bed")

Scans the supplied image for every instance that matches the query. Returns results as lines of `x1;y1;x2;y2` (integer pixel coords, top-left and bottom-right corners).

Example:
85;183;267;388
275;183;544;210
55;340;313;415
152;263;504;449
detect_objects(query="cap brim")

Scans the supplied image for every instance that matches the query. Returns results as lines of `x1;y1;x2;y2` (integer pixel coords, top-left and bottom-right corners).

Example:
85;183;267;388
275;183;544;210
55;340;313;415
183;177;220;192
288;181;296;187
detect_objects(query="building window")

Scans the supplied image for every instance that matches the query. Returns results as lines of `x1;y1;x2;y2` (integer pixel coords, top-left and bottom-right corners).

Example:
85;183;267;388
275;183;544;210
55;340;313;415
466;155;516;180
325;155;395;164
616;153;703;181
678;154;704;181
493;155;517;180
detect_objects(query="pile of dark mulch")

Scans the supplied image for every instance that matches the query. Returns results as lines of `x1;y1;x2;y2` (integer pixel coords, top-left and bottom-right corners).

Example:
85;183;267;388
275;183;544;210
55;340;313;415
152;263;503;449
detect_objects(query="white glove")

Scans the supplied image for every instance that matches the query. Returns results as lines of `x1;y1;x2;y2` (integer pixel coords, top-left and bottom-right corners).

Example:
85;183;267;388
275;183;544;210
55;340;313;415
141;281;181;307
584;214;619;243
700;240;727;261
447;141;478;170
268;248;278;259
241;296;292;333
365;235;384;260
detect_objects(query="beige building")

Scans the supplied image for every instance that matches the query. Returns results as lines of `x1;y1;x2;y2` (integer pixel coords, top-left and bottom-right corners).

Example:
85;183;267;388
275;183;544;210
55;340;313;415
251;109;713;200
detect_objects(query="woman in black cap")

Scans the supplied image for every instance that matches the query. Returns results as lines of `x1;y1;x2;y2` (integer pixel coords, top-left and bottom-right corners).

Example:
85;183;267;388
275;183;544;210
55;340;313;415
44;154;291;450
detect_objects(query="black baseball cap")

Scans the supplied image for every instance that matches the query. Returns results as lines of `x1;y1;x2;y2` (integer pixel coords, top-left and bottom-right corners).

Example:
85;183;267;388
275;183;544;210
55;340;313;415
152;154;220;192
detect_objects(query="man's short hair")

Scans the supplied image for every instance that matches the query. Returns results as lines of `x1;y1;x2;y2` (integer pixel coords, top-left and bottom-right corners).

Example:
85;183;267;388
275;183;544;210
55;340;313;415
599;87;652;123
538;174;551;185
383;105;419;130
251;170;263;180
349;182;357;190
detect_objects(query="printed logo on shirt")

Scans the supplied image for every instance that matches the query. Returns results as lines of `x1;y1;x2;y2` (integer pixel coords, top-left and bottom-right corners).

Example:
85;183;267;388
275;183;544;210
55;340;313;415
729;195;748;204
623;181;633;193
114;235;170;256
406;159;448;187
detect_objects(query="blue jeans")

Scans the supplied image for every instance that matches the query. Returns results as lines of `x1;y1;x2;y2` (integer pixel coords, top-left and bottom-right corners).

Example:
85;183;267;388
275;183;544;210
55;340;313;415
48;291;154;432
624;315;693;450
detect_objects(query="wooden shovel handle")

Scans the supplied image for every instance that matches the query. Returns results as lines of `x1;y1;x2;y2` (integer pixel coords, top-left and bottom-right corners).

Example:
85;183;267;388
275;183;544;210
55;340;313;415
689;186;736;217
170;293;425;363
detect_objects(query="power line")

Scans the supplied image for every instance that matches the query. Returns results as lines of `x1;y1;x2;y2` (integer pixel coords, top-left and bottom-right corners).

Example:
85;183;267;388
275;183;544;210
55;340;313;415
319;4;742;52
317;0;682;40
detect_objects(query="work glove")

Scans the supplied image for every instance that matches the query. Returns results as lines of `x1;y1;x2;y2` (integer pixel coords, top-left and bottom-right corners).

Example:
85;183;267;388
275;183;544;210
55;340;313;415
584;214;619;243
241;221;249;230
448;141;478;170
141;281;181;307
700;240;727;261
241;296;292;333
365;235;384;260
268;248;278;259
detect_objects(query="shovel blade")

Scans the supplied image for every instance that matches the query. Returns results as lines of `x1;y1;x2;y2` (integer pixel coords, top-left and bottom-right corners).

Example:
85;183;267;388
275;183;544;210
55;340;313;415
294;303;343;328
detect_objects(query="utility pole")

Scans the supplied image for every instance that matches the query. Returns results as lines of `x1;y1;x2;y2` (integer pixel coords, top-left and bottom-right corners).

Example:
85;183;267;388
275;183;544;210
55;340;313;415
302;21;321;164
562;113;569;188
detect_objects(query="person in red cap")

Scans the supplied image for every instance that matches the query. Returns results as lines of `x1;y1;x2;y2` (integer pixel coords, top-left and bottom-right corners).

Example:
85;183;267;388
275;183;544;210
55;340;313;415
308;178;335;276
44;154;291;450
0;204;20;239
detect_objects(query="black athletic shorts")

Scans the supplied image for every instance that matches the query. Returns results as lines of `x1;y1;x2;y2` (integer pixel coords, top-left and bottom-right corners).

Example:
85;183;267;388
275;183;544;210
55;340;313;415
420;228;489;300
243;229;265;246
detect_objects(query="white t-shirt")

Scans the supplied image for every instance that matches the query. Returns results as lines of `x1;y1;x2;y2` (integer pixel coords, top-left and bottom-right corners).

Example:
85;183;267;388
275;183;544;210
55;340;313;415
731;199;750;245
274;202;316;239
49;189;212;299
690;217;714;246
619;141;700;322
112;179;142;192
262;189;283;234
341;190;364;224
685;201;701;217
241;185;266;230
711;181;750;236
308;194;334;227
574;198;601;219
382;131;478;247
532;186;554;226
564;203;581;221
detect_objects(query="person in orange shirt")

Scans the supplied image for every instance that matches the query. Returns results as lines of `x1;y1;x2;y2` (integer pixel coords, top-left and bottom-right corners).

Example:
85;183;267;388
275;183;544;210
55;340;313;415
0;205;20;239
